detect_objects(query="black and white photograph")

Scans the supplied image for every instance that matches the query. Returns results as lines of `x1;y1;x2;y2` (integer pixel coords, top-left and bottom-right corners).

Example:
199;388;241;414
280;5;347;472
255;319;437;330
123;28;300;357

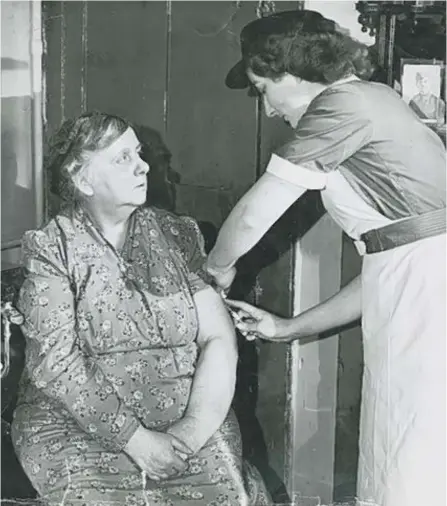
400;59;445;123
1;2;446;506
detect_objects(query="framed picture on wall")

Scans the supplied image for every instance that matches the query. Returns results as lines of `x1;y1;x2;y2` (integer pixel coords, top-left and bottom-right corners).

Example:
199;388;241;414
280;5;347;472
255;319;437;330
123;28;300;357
400;58;446;125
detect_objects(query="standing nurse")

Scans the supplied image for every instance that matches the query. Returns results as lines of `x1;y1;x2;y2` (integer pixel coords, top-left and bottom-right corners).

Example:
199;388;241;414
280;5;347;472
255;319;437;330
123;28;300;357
205;10;446;506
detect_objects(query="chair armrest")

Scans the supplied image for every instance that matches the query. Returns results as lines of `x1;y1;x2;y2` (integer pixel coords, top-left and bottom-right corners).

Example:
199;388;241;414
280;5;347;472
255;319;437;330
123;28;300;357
1;302;24;379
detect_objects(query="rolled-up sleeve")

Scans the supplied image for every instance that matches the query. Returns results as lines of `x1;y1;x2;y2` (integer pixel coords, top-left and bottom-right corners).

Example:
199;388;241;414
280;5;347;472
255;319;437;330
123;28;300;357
276;86;373;172
265;153;328;189
18;230;140;451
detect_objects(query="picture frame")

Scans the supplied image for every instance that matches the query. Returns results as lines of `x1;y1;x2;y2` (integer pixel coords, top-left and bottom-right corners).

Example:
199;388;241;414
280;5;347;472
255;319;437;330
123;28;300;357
399;58;446;125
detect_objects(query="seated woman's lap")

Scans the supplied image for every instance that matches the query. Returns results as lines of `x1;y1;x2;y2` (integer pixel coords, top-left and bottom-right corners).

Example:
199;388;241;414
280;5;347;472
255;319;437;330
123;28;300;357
12;407;268;505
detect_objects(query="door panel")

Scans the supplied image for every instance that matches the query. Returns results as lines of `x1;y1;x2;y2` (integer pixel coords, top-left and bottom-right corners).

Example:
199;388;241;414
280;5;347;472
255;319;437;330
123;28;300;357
86;1;167;134
168;1;258;225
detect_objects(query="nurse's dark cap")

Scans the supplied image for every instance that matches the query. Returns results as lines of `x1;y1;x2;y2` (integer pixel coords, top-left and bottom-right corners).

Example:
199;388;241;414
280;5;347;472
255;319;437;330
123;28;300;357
225;9;334;90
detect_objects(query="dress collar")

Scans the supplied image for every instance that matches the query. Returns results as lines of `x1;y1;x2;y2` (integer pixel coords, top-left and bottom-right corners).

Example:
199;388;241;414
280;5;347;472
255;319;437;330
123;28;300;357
327;75;360;90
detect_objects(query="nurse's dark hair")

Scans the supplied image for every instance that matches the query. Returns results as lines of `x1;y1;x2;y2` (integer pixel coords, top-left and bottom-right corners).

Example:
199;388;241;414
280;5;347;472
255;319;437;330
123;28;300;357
246;14;375;84
45;112;130;203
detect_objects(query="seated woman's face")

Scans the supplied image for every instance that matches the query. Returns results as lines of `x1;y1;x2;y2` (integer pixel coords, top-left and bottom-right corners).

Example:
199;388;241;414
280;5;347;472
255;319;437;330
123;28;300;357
82;127;150;211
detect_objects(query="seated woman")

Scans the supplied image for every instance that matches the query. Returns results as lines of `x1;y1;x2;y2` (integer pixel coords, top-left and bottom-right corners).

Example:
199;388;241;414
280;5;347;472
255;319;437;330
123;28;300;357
11;112;271;506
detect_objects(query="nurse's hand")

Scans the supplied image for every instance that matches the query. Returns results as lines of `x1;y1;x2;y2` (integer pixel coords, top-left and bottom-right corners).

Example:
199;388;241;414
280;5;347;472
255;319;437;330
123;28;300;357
205;263;237;292
225;299;292;342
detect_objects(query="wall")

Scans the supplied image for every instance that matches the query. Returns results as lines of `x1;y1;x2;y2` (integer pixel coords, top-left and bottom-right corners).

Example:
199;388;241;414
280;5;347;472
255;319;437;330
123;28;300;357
304;0;375;46
1;7;42;488
333;236;362;501
1;1;43;269
290;214;342;505
43;1;261;224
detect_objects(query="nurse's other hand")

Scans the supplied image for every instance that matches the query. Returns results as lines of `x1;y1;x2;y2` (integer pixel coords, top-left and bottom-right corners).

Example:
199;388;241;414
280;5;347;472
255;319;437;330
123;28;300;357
225;299;292;342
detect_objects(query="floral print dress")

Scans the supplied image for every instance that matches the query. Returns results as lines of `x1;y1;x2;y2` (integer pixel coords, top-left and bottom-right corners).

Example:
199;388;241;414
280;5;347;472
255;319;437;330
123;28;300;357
11;206;271;506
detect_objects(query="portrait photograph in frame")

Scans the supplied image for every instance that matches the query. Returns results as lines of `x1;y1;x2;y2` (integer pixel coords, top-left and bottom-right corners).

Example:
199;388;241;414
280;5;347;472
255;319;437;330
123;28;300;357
400;58;446;126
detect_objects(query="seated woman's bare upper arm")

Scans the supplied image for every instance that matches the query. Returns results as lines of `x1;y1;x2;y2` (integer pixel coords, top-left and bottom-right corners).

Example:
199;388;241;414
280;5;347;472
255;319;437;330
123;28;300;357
193;287;237;351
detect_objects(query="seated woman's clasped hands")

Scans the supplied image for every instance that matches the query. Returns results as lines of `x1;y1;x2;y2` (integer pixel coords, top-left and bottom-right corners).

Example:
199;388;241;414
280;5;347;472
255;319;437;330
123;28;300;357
124;424;192;481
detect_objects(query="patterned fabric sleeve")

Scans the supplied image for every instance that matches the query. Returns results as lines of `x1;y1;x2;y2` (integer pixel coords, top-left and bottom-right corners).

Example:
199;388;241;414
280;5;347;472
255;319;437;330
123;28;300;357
276;85;373;173
18;229;141;452
153;209;213;294
176;216;214;294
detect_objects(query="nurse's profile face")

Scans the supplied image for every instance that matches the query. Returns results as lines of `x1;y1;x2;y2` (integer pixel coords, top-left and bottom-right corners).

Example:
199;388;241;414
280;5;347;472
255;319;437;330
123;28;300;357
247;69;313;128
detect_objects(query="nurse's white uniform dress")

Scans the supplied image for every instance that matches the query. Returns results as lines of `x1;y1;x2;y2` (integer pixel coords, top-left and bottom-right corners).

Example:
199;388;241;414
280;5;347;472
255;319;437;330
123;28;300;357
266;154;446;506
260;74;447;506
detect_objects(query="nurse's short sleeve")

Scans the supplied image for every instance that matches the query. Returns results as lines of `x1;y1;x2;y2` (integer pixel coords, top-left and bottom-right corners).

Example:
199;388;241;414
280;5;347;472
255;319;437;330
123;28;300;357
276;85;373;173
265;154;328;189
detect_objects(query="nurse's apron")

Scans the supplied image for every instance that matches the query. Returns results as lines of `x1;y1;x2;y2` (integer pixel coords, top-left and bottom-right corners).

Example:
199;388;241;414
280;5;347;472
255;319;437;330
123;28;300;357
320;170;446;506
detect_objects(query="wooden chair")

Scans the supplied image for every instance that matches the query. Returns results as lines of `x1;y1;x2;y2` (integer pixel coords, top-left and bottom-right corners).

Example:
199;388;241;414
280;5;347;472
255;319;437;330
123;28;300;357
1;301;38;502
1;302;24;379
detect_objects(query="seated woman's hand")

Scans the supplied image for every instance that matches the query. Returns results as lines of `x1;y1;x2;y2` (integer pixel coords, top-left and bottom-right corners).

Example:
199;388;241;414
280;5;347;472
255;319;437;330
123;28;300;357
124;425;193;481
167;416;205;456
225;299;292;342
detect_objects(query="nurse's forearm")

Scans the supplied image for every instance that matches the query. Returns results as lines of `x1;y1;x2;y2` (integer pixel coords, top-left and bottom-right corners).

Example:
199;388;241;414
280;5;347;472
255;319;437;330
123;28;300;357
284;275;362;339
207;173;307;272
206;201;263;271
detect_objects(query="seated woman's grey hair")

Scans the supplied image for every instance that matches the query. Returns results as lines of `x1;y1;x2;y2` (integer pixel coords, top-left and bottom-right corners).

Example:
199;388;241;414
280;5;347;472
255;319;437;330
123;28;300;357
46;112;130;204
